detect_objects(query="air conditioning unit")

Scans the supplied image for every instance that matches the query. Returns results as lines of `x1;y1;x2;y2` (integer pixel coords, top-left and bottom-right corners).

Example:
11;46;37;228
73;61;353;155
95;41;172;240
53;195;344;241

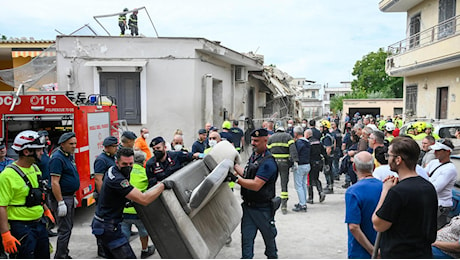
235;66;248;82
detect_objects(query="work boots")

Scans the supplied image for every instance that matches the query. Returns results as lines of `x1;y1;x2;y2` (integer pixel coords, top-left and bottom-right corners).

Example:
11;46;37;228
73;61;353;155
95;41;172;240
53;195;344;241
307;186;314;204
324;184;334;194
281;198;288;215
317;182;326;203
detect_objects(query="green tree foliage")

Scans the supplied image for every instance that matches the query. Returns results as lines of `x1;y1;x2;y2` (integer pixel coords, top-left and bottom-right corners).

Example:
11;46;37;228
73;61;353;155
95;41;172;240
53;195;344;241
351;48;403;98
330;91;367;113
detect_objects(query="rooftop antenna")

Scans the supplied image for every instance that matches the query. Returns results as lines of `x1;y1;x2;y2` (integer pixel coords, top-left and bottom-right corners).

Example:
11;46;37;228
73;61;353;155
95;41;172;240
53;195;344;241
93;7;159;37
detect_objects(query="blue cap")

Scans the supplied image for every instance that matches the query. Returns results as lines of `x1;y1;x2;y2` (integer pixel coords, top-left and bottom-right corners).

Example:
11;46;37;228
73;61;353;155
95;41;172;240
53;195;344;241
38;130;49;136
250;128;268;137
58;132;76;144
198;129;207;134
103;136;118;146
122;131;137;140
0;139;5;149
150;136;165;147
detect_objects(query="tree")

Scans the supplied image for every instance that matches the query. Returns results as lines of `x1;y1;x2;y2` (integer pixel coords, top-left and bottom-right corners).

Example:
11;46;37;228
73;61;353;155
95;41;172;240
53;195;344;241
351;48;403;98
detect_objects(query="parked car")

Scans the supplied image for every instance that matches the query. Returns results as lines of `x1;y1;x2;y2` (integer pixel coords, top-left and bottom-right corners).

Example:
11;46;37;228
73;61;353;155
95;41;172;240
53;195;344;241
399;119;460;139
399;119;460;154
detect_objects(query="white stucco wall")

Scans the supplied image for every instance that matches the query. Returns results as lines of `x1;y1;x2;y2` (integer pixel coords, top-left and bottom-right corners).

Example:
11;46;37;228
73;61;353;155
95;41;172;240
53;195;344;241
56;36;262;148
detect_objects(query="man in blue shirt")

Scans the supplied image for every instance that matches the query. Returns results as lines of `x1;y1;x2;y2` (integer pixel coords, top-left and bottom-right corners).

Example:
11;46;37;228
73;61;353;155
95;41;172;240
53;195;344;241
191;129;207;153
94;136;118;194
50;132;80;259
345;151;382;258
92;147;166;258
230;128;279;258
93;135;118;258
230;120;245;153
0;139;14;172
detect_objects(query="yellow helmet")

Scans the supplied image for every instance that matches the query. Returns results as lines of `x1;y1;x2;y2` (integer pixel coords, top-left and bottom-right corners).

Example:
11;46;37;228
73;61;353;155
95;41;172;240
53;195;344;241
222;120;232;130
320;119;331;129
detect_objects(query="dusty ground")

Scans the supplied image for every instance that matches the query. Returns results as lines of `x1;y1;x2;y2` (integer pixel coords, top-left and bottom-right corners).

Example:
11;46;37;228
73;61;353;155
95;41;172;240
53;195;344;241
49;172;348;259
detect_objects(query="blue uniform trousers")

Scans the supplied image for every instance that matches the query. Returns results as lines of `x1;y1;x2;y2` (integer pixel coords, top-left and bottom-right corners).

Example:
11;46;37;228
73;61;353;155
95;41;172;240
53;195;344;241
52;195;75;258
241;204;278;259
91;218;136;259
9;220;49;259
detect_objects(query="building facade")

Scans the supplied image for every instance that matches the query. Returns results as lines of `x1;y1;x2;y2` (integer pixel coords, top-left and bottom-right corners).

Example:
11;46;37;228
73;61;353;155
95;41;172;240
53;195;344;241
55;36;265;147
380;0;460;120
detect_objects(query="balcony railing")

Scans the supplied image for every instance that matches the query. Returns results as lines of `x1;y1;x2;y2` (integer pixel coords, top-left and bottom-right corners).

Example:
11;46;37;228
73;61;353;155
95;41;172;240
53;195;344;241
387;15;460;57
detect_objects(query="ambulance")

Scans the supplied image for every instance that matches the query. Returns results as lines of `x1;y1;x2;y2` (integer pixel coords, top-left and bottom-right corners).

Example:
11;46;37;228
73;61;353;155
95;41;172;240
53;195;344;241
0;91;119;207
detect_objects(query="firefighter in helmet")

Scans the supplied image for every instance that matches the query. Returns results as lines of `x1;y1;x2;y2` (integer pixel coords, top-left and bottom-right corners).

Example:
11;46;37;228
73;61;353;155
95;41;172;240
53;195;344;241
119;8;129;36
129;9;139;36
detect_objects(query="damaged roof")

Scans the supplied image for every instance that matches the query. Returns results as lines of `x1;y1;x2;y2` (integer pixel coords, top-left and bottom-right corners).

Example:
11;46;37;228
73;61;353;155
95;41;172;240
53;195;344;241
251;66;300;99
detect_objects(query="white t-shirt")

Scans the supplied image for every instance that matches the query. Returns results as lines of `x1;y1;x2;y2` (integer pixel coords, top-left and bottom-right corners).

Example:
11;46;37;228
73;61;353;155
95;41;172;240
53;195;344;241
425;159;458;207
373;165;429;181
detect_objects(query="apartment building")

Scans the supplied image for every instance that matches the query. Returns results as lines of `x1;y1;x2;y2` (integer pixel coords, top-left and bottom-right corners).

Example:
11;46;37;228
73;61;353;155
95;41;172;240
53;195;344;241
380;0;460;119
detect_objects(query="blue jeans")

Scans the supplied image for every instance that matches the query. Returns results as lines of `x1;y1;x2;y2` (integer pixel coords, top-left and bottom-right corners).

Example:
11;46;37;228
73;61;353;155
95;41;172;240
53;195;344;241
432;246;454;259
120;214;149;239
294;164;310;206
241;204;277;259
332;156;340;177
9;220;49;259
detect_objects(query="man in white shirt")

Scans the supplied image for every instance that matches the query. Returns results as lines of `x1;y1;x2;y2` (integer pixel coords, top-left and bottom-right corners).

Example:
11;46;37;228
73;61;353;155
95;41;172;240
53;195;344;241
425;139;458;230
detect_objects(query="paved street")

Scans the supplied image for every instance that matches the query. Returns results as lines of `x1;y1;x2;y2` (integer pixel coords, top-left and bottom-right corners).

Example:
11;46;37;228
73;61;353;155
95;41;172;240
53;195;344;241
50;171;349;259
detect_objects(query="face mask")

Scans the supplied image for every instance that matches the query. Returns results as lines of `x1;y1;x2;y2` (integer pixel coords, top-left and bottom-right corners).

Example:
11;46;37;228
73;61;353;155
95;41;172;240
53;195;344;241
208;140;217;147
301;123;307;128
174;144;183;151
143;133;149;139
119;166;133;177
154;150;165;159
287;123;293;127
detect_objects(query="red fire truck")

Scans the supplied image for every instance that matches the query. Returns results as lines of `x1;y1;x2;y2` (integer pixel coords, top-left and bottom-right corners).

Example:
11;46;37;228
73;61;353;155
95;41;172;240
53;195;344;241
0;91;119;207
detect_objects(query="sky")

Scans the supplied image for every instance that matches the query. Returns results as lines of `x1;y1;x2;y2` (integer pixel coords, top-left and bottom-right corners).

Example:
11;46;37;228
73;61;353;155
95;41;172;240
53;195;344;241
2;1;407;86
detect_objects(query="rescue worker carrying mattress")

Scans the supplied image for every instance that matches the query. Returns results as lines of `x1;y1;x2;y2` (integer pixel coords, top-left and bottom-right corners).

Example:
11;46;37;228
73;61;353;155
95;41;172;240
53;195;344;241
91;147;167;258
0;130;55;258
267;126;299;214
229;128;280;258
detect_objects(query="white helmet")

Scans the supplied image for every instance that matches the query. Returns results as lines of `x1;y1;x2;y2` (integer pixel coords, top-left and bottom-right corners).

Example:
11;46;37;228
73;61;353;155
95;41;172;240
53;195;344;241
12;130;46;151
385;122;396;132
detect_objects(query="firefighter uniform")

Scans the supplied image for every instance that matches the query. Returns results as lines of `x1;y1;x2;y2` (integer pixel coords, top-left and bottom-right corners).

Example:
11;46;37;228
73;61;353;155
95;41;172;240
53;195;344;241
118;8;128;36
128;11;138;36
267;127;299;214
239;128;279;258
230;125;244;153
